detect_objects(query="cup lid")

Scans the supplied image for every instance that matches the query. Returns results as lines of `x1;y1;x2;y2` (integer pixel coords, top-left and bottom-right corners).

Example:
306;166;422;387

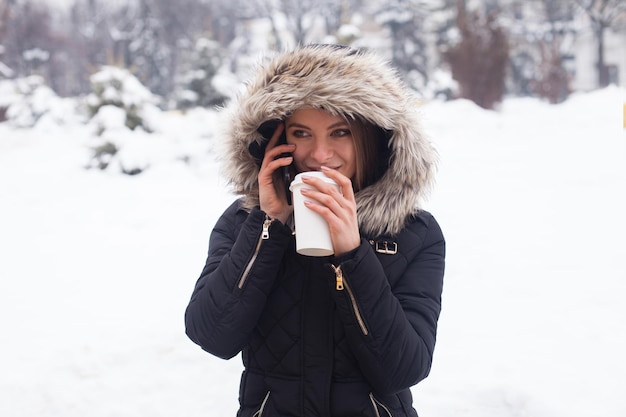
289;171;337;190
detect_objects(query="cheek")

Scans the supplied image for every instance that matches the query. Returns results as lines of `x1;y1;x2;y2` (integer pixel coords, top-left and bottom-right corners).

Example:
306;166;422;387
291;147;308;171
339;144;357;177
338;144;356;163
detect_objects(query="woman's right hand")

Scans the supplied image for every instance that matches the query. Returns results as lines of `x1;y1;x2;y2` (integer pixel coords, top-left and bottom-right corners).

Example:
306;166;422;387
258;123;296;224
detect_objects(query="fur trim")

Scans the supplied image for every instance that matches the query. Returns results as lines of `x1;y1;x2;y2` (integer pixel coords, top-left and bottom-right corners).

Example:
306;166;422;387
218;44;438;237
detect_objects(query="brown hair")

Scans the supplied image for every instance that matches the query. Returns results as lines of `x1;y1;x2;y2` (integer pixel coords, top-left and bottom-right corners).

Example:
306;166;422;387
348;117;389;191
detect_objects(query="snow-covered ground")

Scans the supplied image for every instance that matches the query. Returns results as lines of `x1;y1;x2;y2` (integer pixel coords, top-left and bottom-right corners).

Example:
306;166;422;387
1;86;625;416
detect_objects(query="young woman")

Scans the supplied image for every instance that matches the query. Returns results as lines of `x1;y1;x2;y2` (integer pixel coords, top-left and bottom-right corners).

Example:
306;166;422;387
185;44;445;417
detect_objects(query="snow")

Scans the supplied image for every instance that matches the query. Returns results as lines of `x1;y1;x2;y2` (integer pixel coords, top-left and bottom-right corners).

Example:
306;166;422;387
1;85;625;416
88;66;159;110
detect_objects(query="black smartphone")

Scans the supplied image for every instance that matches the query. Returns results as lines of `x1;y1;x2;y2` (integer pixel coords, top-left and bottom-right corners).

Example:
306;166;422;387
255;120;293;205
277;130;293;205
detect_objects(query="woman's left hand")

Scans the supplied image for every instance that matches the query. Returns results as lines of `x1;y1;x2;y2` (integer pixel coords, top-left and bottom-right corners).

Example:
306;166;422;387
299;166;361;256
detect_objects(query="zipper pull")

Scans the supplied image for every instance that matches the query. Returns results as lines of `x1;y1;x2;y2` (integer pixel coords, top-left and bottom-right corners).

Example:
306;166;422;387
262;216;273;240
331;264;344;290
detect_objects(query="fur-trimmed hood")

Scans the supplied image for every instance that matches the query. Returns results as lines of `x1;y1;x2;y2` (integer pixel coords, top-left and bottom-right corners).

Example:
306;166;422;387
218;44;438;237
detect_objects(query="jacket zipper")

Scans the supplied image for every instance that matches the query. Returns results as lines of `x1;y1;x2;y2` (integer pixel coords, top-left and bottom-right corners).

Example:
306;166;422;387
252;391;270;417
238;216;273;289
331;264;369;336
369;393;393;417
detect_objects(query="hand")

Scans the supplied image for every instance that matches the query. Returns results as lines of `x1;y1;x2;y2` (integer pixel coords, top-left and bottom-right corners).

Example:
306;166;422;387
258;123;296;224
299;166;360;256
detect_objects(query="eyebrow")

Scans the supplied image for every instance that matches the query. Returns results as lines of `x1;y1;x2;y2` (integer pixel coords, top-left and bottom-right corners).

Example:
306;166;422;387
287;121;350;130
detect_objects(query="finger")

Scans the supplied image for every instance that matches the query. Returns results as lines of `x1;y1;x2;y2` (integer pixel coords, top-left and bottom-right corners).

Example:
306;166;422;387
302;195;335;217
265;146;296;168
259;156;292;186
319;166;355;201
301;188;346;220
265;155;294;174
266;144;296;163
300;178;341;203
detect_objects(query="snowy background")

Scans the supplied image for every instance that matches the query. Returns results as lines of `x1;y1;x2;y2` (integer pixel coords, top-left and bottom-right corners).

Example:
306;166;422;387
1;83;625;416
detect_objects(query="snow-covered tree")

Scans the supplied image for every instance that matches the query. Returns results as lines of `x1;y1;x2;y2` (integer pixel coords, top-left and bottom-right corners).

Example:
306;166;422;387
375;0;431;91
174;38;228;110
0;2;11;83
125;0;171;97
86;66;161;133
491;0;576;102
0;75;77;128
0;45;14;83
1;1;54;78
575;0;626;87
65;0;115;95
85;66;166;175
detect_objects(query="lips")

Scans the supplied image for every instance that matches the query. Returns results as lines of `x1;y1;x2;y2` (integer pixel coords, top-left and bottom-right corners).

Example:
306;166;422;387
307;166;339;171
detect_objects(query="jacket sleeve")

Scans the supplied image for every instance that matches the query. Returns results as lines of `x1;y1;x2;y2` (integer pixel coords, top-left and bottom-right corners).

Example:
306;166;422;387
184;200;293;359
329;211;445;394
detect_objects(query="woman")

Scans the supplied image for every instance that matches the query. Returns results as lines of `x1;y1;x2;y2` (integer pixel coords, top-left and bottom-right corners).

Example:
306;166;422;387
185;44;445;417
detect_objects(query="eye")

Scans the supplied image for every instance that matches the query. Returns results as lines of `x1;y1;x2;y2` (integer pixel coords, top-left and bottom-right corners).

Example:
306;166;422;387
289;129;310;138
287;129;311;139
332;128;351;137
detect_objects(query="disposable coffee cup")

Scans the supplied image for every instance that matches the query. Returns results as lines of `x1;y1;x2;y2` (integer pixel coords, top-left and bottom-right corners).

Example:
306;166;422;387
289;171;339;256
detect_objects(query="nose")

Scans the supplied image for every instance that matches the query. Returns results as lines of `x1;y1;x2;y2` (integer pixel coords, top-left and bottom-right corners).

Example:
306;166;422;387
309;138;333;164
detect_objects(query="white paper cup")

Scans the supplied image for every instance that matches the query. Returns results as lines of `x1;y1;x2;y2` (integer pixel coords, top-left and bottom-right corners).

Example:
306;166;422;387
289;171;339;256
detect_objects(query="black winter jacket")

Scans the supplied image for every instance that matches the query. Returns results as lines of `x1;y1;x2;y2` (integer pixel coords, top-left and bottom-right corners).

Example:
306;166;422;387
186;201;445;416
185;45;445;416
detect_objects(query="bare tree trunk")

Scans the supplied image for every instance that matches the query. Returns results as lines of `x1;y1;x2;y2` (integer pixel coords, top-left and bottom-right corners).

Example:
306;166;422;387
596;23;609;87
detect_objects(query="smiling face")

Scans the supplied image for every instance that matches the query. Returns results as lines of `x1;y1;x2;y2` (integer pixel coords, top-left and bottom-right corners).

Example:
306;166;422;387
285;108;357;180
